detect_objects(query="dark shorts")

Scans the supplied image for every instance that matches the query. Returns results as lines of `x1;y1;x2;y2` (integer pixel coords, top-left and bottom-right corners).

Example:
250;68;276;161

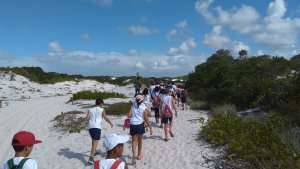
181;97;187;103
162;116;173;124
89;128;101;140
130;122;145;136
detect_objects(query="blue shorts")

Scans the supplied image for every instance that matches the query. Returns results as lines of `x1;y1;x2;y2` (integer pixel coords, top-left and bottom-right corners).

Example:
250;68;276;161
130;122;145;136
89;128;101;140
162;116;173;124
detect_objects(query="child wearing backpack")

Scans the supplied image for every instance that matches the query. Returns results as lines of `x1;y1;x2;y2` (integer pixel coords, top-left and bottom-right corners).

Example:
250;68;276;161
91;133;129;169
160;88;177;142
1;131;42;169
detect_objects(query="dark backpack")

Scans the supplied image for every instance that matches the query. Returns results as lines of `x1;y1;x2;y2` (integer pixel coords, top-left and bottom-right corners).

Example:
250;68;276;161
181;90;187;98
7;158;29;169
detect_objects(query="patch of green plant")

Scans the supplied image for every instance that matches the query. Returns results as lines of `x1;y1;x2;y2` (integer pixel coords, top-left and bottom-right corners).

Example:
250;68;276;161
105;102;132;116
52;111;86;133
201;113;299;168
211;104;237;116
187;98;209;110
71;90;127;101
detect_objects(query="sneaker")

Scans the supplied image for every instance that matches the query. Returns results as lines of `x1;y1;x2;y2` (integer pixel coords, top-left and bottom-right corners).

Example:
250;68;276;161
132;157;136;164
87;157;94;165
94;151;100;156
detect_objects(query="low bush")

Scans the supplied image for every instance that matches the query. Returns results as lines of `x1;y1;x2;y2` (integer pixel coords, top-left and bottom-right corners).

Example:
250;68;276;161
52;111;86;133
211;104;237;116
71;90;127;101
201;113;299;168
105;102;132;116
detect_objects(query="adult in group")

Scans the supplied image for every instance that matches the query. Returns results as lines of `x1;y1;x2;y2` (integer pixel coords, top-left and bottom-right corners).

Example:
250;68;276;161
127;95;153;164
160;88;177;142
86;98;113;165
151;86;161;124
134;77;142;95
1;131;42;169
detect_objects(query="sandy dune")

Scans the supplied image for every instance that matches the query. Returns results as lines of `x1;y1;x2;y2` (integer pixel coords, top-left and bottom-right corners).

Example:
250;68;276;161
0;72;215;169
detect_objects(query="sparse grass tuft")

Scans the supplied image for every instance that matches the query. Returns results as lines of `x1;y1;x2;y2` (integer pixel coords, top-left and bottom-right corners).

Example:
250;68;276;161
71;90;127;102
211;104;237;116
105;102;132;116
188;98;209;110
52;111;86;133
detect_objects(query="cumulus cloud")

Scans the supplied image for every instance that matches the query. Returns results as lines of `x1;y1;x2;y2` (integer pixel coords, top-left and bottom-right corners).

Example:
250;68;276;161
49;41;65;53
167;20;189;41
168;38;197;55
80;33;91;40
89;0;113;7
128;49;139;56
203;26;231;48
128;25;160;35
135;61;145;69
195;0;300;53
203;26;250;56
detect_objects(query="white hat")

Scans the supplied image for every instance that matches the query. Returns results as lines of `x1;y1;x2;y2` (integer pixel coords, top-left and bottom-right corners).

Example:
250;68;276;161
103;133;129;151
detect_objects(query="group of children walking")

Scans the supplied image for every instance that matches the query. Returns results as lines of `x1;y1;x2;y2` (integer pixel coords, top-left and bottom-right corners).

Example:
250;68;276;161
1;80;187;169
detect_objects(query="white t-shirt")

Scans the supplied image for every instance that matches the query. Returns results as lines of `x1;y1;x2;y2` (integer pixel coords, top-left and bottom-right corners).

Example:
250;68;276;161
1;157;38;169
91;159;125;169
130;102;146;125
88;106;104;129
161;95;173;113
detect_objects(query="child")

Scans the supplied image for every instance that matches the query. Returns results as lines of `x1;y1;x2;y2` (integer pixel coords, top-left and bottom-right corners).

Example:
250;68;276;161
91;133;129;169
1;131;42;169
127;94;153;164
86;98;113;165
160;88;177;142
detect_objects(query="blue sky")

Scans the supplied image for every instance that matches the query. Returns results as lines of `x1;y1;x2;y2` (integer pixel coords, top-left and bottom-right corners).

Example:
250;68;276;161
1;0;300;77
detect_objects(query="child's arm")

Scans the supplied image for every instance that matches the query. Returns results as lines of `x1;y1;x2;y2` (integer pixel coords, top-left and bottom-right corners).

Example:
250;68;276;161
172;97;177;117
102;110;113;128
144;110;153;135
86;111;90;124
127;109;132;119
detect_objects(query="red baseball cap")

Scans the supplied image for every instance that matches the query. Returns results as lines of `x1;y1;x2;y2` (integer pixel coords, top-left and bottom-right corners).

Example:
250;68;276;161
11;131;42;146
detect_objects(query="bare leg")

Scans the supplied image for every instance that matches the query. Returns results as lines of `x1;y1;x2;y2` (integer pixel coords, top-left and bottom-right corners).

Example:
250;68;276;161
132;135;138;158
137;135;143;157
90;140;99;157
164;123;169;141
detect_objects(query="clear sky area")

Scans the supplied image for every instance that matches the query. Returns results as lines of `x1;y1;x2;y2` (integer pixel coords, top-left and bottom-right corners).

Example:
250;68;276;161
1;0;300;77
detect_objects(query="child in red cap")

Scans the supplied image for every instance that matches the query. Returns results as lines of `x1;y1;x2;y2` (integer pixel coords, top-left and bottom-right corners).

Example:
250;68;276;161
1;131;42;169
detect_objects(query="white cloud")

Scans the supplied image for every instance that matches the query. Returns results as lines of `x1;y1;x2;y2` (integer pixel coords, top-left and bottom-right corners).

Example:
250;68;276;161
128;25;160;35
89;0;113;7
135;61;145;69
167;20;189;41
128;49;139;56
49;41;65;53
203;26;250;56
231;41;250;55
176;20;188;29
168;38;197;55
80;33;91;40
203;26;231;49
195;0;300;53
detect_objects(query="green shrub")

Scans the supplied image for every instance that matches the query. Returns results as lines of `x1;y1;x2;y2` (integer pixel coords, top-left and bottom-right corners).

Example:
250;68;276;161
105;102;132;116
71;90;127;101
201;113;298;168
52;111;86;133
211;104;237;116
187;98;209;110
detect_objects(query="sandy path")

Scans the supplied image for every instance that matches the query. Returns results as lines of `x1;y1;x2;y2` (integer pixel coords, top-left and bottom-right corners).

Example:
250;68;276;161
0;96;214;169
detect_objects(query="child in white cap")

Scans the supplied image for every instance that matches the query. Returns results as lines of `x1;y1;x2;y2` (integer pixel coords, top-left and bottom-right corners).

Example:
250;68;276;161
91;133;129;169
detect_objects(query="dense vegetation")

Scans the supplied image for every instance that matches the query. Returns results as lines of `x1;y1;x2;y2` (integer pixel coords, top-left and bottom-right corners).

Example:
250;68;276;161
186;50;300;168
1;66;186;86
71;90;127;101
0;67;82;84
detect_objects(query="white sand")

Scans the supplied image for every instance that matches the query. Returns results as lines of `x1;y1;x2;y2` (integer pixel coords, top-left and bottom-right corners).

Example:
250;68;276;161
0;72;216;169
